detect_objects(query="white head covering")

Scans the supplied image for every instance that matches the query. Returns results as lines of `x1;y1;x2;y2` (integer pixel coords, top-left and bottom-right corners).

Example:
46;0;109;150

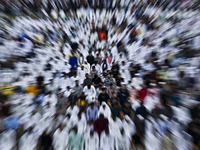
98;102;111;120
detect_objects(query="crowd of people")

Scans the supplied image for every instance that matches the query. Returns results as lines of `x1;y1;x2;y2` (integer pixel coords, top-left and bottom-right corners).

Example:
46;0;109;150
1;0;200;150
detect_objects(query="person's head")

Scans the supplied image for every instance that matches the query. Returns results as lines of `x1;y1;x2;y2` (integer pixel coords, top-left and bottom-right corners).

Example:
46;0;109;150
121;84;126;90
73;126;78;134
107;74;111;79
99;114;104;120
112;114;116;121
122;61;125;65
96;53;100;58
102;103;106;110
73;72;77;77
120;128;124;135
75;80;79;86
92;66;96;71
99;84;102;89
94;74;98;79
90;130;94;137
105;127;109;135
117;74;121;78
87;84;91;89
78;112;82;120
59;124;65;131
94;61;98;65
81;65;84;70
80;92;85;97
102;87;106;94
89;51;92;56
67;86;70;90
85;73;89;78
105;53;108;58
112;92;116;98
90;102;94;109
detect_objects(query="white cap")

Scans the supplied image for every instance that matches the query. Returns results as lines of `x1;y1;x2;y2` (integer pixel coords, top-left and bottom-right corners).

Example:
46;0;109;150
158;82;166;85
135;73;140;76
150;83;157;86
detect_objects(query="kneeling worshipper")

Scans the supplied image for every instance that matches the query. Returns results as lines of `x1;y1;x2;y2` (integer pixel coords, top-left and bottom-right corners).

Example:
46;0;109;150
94;114;109;138
68;126;84;150
100;127;115;150
109;114;123;139
85;130;99;150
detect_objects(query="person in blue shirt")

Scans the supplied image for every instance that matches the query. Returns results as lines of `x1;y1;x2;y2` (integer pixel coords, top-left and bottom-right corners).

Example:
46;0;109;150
3;112;21;130
69;52;78;70
86;102;98;123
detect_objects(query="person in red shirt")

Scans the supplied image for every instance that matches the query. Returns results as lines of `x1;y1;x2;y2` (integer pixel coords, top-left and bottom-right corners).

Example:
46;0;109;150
94;114;109;138
138;85;147;102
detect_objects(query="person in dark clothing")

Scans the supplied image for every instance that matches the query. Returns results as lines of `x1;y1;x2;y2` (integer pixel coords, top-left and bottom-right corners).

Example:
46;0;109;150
118;85;129;107
40;131;53;150
116;74;124;87
111;67;119;80
151;103;161;119
143;71;153;88
68;90;79;105
86;51;95;67
102;59;108;73
131;130;144;150
135;101;148;119
111;102;122;118
83;73;93;87
92;74;102;88
122;101;134;117
98;87;110;105
36;73;45;93
94;114;109;138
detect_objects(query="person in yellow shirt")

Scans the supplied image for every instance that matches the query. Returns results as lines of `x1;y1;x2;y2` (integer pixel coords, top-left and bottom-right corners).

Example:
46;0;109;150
77;92;88;112
25;83;38;95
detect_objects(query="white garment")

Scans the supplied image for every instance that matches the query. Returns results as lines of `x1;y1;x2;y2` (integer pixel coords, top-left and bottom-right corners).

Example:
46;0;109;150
122;115;135;139
115;133;130;150
77;68;87;84
66;105;80;118
131;77;143;90
0;130;16;150
98;102;111;120
100;131;115;150
85;132;99;150
109;118;123;138
144;96;160;112
53;128;68;150
83;85;96;103
73;116;87;134
43;94;57;106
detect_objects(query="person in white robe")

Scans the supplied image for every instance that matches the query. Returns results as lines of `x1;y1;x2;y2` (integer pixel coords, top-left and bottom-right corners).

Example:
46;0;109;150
53;124;68;150
77;66;87;85
73;112;87;134
100;128;115;150
66;104;80;118
131;73;143;90
43;92;57;107
83;85;96;104
85;130;99;150
115;128;130;150
0;129;16;150
98;102;111;121
109;114;123;139
120;69;131;84
19;127;38;150
122;115;136;139
144;93;160;113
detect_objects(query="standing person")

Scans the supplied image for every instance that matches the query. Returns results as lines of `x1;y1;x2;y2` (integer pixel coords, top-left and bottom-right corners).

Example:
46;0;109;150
67;126;84;150
40;131;53;150
86;102;99;122
77;66;87;85
69;52;78;71
77;92;88;112
98;87;110;105
94;114;109;138
92;74;102;88
85;130;99;150
100;127;115;150
83;73;93;87
115;128;130;150
94;53;102;65
118;85;130;107
53;124;68;150
107;83;118;98
83;85;96;104
36;73;45;93
87;51;95;67
73;80;83;97
104;74;115;87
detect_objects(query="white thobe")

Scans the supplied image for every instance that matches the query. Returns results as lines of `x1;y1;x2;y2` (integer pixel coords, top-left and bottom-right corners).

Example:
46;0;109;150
109;118;123;138
131;77;143;90
0;130;16;150
53;129;68;150
100;132;115;150
77;68;87;84
115;134;130;150
73;117;87;134
144;96;160;112
85;132;99;150
66;106;80;118
83;86;96;103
